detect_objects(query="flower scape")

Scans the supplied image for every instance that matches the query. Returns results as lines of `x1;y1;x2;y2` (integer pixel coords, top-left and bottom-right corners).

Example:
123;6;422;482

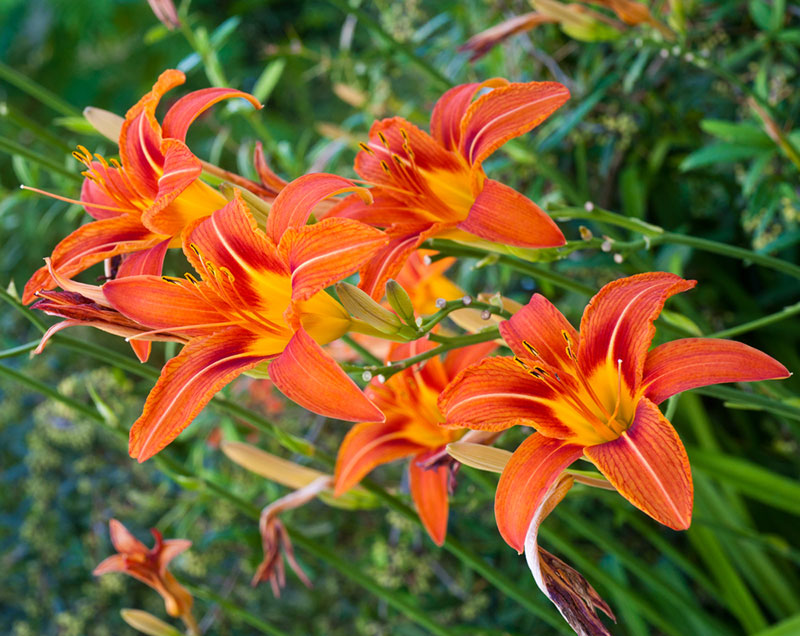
4;4;800;635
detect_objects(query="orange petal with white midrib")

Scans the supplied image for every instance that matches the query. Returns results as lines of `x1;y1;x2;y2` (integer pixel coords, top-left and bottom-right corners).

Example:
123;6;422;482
129;326;271;461
280;217;387;302
584;398;693;530
458;82;570;167
161;86;261;142
459;179;565;248
495;434;584;552
439;356;575;438
409;450;450;546
269;328;384;423
429;79;509;150
334;420;427;495
578;272;695;405
266;173;371;244
642;337;791;405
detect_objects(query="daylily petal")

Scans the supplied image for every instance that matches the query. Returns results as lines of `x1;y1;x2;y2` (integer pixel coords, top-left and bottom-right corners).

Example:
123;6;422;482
157;539;193;573
459;178;565;248
459;13;555;61
500;292;579;373
140;138;205;237
22;216;161;304
495;434;584;552
93;554;130;576
104;275;227;336
280;217;387;301
254;141;289;194
358;224;440;300
266;173;371;244
183;195;289;306
109;517;148;554
119;70;185;197
81;176;126;220
578;272;695;396
161;87;261;142
323;193;430;227
356;118;468;186
441;340;499;386
409;450;450;546
334;421;426;495
129;327;269;461
584;398;693;530
459;82;570;167
642;337;791;405
439;356;575;437
429;79;509;151
269;328;384;423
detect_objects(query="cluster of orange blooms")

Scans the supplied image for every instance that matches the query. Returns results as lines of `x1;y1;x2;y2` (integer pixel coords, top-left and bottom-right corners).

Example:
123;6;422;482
26;70;788;635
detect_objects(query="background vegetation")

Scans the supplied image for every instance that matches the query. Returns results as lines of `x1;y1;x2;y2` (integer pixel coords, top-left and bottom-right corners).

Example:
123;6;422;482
1;0;799;634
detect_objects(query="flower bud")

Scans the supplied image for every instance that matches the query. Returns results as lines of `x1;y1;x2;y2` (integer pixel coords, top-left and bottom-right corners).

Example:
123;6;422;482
120;609;183;636
83;106;124;142
219;183;272;222
385;279;416;326
335;282;403;334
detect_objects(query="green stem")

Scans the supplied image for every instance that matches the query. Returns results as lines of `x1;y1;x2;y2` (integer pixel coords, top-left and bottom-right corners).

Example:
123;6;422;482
709;301;800;339
0;102;74;153
547;206;664;236
0;61;83;118
0;135;82;182
325;0;452;89
0;341;38;360
183;584;290;636
340;334;382;365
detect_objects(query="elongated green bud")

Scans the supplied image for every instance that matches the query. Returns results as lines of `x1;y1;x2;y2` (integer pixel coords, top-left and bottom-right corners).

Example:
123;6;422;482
335;282;403;334
385;279;416;326
219;183;272;221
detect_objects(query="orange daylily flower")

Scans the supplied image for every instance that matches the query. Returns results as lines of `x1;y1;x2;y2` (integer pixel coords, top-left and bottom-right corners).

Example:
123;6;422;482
335;340;496;545
327;79;569;298
94;519;194;624
90;176;387;461
441;272;790;540
23;69;261;306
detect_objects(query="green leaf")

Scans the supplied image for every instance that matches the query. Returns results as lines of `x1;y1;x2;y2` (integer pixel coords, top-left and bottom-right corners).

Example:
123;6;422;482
251;59;287;104
689;449;800;515
680;143;771;171
699;120;773;147
752;614;800;636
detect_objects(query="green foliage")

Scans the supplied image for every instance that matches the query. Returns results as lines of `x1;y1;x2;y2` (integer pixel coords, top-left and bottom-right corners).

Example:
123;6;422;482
1;0;799;635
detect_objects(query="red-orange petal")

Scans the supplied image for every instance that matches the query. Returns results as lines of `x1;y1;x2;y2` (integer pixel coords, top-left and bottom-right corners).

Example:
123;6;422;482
141;138;204;237
459;14;555;61
437;341;498;391
254;141;289;194
280;217;387;301
500;293;579;373
130;327;269;461
104;275;226;336
269;328;384;423
578;272;696;392
495;434;584;552
116;241;172;362
109;518;148;554
22;217;161;304
459;179;565;248
93;554;129;576
409;450;450;546
459;82;570;167
266;173;371;244
429;79;509;151
358;224;439;300
584;398;693;530
161;87;261;142
643;337;790;404
438;356;573;437
334;421;425;495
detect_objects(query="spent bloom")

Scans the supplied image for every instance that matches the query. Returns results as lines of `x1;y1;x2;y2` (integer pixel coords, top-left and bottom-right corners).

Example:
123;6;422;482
327;78;569;298
23;69;261;305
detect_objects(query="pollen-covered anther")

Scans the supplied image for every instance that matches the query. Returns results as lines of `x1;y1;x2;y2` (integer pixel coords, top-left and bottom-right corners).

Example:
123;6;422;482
219;266;235;283
379;160;391;175
377;131;390;148
522;340;541;358
358;142;375;156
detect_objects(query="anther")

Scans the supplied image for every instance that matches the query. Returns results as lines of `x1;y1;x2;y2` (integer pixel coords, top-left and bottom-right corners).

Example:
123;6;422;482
189;243;201;256
379;160;391;174
358;142;374;155
522;341;540;358
377;132;389;148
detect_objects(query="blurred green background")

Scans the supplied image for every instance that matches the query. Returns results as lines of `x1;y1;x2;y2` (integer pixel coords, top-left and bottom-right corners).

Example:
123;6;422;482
1;0;799;634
